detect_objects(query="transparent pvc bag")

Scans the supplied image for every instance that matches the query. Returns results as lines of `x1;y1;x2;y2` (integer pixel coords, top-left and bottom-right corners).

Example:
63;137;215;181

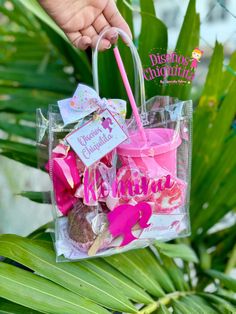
37;28;193;262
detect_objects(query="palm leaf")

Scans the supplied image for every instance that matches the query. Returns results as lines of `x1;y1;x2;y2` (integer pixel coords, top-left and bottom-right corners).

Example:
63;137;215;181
138;0;168;98
155;242;198;263
17;0;91;81
206;270;236;291
0;298;43;314
160;255;189;291
0;140;36;167
79;259;153;304
164;0;200;99
0;234;235;313
19;191;51;204
0;235;136;313
104;251;165;297
0;262;109;314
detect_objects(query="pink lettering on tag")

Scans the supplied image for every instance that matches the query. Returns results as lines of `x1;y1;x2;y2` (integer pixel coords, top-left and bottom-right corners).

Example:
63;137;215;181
66;109;128;167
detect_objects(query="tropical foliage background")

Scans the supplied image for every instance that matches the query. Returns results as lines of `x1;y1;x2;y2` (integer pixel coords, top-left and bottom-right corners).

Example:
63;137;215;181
0;0;235;313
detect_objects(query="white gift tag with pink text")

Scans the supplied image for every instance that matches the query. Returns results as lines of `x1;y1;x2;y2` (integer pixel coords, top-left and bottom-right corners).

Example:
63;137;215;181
66;109;128;167
139;214;186;239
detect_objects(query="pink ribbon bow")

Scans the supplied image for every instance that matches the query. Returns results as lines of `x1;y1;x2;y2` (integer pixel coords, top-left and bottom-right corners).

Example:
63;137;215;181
46;143;83;215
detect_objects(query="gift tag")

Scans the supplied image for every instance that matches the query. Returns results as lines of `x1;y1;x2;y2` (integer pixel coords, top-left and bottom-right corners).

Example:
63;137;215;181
66;109;128;167
139;214;186;239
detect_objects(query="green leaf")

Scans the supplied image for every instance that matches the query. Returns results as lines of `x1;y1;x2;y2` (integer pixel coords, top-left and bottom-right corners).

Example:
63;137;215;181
225;243;236;274
1;151;37;168
0;262;109;314
192;163;236;236
104;250;165;297
198;242;212;270
128;249;176;293
200;78;236;168
198;293;236;313
0;298;42;314
165;0;200;99
140;0;156;15
181;295;218;314
175;0;199;57
0;1;34;30
155;242;199;263
0;87;65;113
0;121;36;140
191;132;236;221
17;0;91;78
0;235;136;313
220;51;236;96
192;42;224;194
172;300;190;314
204;225;235;248
206;269;236;292
117;0;134;35
0;139;36;167
97;47;124;100
155;303;171;313
138;7;168;98
0;139;35;155
80;259;153;304
199;42;224;107
33;234;53;245
192;81;236;233
180;296;204;314
160;255;189;291
27;222;53;240
15;112;36;122
19;191;51;204
39;21;92;85
0;66;75;94
216;289;236;306
116;0;135;115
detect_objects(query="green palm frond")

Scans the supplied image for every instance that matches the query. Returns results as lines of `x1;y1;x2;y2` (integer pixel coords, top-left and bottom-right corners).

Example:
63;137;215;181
0;234;235;313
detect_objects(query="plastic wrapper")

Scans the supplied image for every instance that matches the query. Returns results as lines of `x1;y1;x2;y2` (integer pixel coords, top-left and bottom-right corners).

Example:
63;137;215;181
36;28;193;261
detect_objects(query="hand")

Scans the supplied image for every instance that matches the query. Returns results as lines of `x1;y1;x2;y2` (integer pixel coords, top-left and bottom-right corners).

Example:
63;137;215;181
39;0;132;50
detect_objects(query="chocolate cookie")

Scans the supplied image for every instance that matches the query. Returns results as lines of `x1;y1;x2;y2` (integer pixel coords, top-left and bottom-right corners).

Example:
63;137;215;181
67;201;96;247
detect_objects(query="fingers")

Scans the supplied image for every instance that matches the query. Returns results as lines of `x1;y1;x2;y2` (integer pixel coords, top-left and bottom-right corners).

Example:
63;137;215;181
102;27;119;45
103;0;132;41
67;26;111;51
93;15;118;45
93;13;110;34
57;5;97;33
67;0;132;50
67;31;92;50
81;25;111;51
